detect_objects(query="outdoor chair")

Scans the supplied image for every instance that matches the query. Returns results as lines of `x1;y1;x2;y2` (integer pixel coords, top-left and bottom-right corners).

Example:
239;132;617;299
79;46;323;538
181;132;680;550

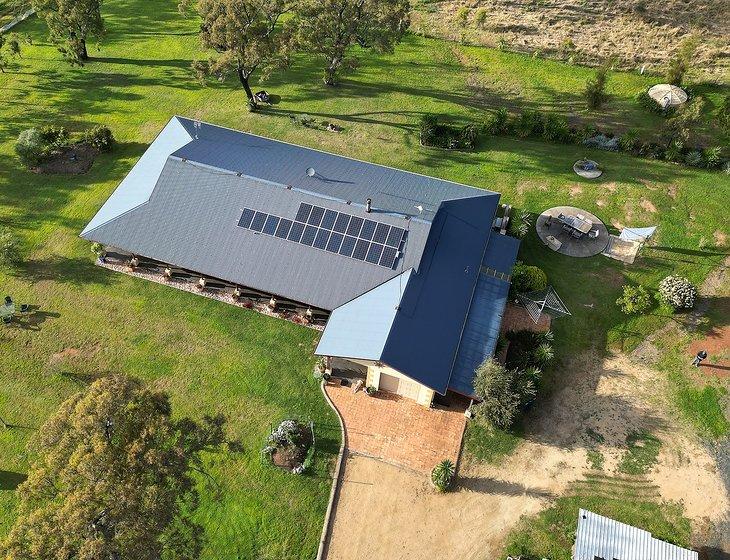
544;216;553;227
588;229;599;239
562;224;572;232
571;230;582;239
20;304;29;313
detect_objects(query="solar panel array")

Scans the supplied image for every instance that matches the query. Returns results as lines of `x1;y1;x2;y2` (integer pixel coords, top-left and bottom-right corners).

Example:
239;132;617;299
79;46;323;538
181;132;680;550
237;203;407;269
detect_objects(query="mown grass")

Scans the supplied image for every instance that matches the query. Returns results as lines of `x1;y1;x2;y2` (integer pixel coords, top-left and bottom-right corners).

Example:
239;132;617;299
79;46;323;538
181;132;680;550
463;417;523;464
618;430;662;475
0;0;727;554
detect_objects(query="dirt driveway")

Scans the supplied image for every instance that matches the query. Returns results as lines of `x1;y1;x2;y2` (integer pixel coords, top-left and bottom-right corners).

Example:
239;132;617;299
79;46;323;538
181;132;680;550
324;352;729;560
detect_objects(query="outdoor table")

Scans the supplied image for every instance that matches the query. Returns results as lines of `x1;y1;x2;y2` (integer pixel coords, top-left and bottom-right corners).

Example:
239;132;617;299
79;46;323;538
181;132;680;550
558;213;593;235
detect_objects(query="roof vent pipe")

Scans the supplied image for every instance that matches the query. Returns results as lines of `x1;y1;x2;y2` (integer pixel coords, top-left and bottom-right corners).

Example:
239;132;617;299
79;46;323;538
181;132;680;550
366;198;372;213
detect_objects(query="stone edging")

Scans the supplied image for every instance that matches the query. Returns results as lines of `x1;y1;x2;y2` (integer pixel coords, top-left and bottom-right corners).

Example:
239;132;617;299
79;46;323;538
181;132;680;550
0;9;35;34
315;382;347;560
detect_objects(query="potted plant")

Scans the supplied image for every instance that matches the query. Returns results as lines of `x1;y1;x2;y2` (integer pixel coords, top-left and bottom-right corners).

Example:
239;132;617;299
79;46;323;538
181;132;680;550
365;385;377;396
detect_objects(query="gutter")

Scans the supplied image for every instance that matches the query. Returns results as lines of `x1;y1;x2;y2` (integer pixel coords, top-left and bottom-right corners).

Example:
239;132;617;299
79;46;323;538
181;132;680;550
0;9;35;33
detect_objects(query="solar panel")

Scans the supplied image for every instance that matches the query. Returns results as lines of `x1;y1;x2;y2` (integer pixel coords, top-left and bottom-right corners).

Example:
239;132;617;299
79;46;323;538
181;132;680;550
240;204;406;269
275;218;292;239
287;221;305;242
326;232;344;253
346;216;363;237
238;208;255;229
301;225;318;246
379;246;398;268
262;215;280;236
339;235;357;257
386;227;405;248
333;213;350;234
365;243;384;264
359;219;377;241
313;228;330;250
295;203;312;222
373;223;390;245
307;206;325;226
352;239;369;260
250;212;267;232
321;209;338;230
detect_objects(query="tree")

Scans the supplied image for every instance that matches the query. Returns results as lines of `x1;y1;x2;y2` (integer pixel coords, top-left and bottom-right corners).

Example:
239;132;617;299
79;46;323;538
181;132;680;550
510;261;547;295
31;0;104;64
0;374;231;560
289;0;410;86
658;275;697;310
472;359;535;429
0;33;22;73
663;96;705;146
181;0;292;108
584;62;609;109
665;36;699;85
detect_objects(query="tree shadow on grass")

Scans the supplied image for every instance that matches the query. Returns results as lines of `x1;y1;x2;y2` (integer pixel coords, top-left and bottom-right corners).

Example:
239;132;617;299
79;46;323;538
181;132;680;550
0;471;27;491
457;476;556;498
20;256;116;287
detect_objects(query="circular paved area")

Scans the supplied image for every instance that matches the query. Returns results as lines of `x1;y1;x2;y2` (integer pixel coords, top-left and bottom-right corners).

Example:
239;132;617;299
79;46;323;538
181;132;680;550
536;206;609;258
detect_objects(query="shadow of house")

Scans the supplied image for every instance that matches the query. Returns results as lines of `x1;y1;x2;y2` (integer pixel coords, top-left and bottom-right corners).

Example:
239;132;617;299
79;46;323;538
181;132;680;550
0;470;27;491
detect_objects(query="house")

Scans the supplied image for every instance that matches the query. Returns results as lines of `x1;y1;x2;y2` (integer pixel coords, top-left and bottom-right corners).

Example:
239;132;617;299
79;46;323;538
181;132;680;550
81;116;520;406
574;509;698;560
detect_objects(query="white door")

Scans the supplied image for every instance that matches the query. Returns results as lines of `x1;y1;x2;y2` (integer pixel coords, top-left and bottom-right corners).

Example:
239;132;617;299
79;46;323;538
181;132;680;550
379;373;400;393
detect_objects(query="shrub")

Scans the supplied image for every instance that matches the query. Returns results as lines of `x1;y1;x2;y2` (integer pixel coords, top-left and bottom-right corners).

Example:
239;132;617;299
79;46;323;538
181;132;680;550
542;113;571;143
91;242;104;256
665;37;699;85
703;147;724;169
636;89;674;116
514;110;543;138
618;129;639;152
506;210;532;239
485;107;510;135
14;128;46;167
684;150;704;168
0;227;22;267
82;125;115;152
584;65;609;109
459;124;479;148
582;133;619;151
431;459;455;492
473;360;536;429
658;275;697;310
616;284;652;315
531;343;554;366
719;95;730;133
40;126;70;149
637;141;666;160
455;6;469;27
474;8;488;28
664;141;685;163
510;261;547;295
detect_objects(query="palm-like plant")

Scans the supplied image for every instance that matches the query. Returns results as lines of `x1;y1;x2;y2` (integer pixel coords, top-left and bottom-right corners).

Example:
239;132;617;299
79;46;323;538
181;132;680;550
532;342;554;366
431;459;455;492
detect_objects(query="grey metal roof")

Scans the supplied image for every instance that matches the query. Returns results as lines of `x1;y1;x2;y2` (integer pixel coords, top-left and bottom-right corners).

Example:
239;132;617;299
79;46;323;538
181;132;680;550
575;509;697;560
82;157;431;310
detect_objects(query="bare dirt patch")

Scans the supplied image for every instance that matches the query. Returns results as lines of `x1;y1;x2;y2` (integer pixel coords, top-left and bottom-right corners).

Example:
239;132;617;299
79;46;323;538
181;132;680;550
640;198;658;213
569;184;583;198
714;230;728;248
596;199;607;207
48;347;82;365
34;144;97;175
325;351;729;559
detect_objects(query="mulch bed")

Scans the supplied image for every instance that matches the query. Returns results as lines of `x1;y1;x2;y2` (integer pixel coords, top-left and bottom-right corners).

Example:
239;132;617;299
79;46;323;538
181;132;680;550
33;144;98;175
271;426;313;470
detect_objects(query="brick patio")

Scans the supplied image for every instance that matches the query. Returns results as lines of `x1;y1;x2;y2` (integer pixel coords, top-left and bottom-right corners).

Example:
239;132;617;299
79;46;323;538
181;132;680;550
324;382;466;473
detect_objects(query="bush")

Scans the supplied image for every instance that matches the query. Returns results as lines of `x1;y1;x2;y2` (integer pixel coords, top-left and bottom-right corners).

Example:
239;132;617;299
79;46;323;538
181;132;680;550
664;140;685;163
514;110;543;138
459;124;479;148
506;210;532;239
618;129;639;152
637;141;666;160
684;150;704;168
82;125;115;152
40;126;70;149
474;8;488;27
584;65;609;109
431;459;455;492
473;360;536;429
484;107;510;135
14;128;46;167
719;95;730;133
455;6;469;27
0;227;22;267
703;147;724;169
510;261;547;295
420;115;479;150
542;113;571;143
419;114;439;146
582;133;619;151
616;284;652;315
665;37;698;85
658;275;697;310
636;89;674;116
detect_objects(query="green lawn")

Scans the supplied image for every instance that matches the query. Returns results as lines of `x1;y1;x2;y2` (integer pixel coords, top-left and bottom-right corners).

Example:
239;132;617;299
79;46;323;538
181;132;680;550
0;0;728;557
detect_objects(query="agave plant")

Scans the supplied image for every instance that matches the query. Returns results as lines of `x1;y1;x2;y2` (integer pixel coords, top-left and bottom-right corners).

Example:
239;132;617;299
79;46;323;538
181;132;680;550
431;459;456;492
532;342;554;366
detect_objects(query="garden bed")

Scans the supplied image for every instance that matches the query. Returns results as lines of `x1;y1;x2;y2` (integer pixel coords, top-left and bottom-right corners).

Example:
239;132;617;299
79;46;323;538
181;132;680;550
33;144;97;174
264;420;315;474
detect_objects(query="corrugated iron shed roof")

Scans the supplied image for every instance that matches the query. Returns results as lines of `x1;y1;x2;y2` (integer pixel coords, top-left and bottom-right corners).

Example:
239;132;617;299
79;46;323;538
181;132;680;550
575;509;698;560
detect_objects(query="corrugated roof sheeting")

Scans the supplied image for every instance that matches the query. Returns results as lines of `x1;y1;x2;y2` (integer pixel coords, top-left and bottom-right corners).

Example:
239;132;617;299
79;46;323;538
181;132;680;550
81;118;192;235
381;197;498;394
172;117;487;219
315;271;412;360
575;509;698;560
83;158;430;310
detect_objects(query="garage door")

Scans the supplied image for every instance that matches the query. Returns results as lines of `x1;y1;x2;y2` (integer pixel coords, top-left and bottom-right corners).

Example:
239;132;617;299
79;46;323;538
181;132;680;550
379;373;400;393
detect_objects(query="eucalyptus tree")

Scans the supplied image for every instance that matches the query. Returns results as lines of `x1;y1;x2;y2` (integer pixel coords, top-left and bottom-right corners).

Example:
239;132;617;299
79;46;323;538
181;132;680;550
31;0;104;64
